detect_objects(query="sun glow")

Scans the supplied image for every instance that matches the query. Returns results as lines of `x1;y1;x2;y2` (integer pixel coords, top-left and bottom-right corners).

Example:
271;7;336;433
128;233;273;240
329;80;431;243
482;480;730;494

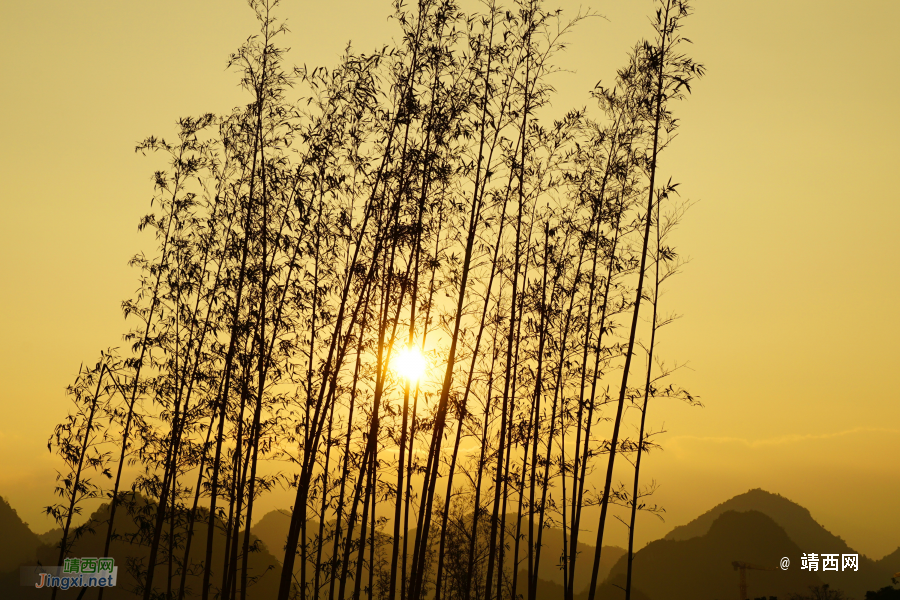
394;345;427;383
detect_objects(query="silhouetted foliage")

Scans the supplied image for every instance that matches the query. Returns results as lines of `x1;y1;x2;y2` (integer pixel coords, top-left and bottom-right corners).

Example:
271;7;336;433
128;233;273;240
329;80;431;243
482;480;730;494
789;584;848;600
46;1;704;599
867;586;900;600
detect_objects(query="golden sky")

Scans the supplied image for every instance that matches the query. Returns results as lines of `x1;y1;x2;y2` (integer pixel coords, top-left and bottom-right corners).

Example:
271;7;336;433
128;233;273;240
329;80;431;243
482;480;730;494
1;0;898;558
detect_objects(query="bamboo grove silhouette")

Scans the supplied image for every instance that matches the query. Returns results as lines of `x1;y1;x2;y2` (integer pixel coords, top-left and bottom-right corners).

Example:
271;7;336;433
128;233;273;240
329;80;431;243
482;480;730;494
45;1;704;599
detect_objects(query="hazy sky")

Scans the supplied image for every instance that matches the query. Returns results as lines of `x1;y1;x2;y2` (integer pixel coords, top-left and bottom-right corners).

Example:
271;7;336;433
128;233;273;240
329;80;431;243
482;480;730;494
1;0;898;558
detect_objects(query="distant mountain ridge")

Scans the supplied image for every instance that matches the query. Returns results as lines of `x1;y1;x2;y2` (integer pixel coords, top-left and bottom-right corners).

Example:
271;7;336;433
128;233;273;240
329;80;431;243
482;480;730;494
666;488;856;553
1;489;896;600
249;507;627;595
605;509;823;600
0;494;280;600
0;496;42;573
878;546;900;574
657;488;896;599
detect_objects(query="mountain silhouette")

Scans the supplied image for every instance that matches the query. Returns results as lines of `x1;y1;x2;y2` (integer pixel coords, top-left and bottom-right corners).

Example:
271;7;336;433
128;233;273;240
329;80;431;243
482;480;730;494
0;496;42;573
663;488;895;598
250;508;294;556
510;526;625;593
0;494;281;600
878;547;900;575
2;490;895;599
36;527;63;548
249;507;627;598
606;509;823;600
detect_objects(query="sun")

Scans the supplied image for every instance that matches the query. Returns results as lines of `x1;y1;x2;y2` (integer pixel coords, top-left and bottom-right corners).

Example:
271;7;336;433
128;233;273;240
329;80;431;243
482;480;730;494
394;345;427;383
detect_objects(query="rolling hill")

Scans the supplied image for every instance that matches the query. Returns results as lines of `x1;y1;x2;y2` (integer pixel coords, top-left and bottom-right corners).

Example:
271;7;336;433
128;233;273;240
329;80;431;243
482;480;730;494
0;494;281;600
250;507;628;597
661;488;895;598
2;488;895;600
0;496;42;573
605;509;823;600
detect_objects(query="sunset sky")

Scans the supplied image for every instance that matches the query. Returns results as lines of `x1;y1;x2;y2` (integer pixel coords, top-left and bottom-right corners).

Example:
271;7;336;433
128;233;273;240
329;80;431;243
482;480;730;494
1;0;898;559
